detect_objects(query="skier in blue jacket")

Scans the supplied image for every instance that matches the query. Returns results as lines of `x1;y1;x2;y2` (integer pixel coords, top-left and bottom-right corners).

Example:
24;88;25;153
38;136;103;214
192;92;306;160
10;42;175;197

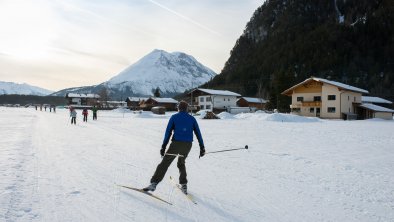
143;100;205;194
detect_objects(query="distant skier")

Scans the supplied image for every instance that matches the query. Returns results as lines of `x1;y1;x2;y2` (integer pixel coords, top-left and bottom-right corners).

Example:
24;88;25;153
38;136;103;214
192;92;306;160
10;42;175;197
70;106;77;125
82;108;88;122
92;106;98;120
143;101;205;194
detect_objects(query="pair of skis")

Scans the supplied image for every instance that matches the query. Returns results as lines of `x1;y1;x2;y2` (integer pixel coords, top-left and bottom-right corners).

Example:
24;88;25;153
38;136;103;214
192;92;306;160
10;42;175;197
116;176;197;205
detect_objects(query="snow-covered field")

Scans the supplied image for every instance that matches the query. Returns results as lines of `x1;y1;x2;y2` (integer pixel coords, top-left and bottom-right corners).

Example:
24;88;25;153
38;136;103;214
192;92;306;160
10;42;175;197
1;107;393;222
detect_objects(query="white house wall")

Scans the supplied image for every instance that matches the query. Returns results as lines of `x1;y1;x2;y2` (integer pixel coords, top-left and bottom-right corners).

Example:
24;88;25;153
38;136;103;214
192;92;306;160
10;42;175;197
374;112;393;120
198;95;237;110
291;92;322;117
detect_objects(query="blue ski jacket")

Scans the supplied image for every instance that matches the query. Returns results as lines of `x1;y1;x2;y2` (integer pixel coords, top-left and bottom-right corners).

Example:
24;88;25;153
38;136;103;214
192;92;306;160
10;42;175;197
163;111;204;148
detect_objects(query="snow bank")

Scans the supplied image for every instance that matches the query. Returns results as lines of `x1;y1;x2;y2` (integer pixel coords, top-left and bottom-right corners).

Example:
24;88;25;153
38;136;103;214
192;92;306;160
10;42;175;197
111;108;132;113
234;112;321;122
217;112;235;119
264;113;321;122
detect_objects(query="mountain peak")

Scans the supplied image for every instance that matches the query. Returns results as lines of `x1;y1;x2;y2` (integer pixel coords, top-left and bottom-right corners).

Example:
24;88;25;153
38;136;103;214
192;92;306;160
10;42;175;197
106;49;216;96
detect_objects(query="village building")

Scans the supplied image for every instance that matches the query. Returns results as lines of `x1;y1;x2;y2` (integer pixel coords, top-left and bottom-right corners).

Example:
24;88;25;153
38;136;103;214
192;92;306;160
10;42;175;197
358;96;394;120
140;97;178;111
65;93;100;107
281;77;369;119
125;97;148;110
237;97;267;110
187;88;241;112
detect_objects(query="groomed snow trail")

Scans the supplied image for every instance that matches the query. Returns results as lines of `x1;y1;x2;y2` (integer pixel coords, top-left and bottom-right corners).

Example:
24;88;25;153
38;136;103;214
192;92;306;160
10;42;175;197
1;107;394;222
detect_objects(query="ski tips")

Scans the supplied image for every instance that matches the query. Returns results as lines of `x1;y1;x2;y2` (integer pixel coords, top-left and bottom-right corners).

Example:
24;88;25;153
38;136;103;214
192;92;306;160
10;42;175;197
245;145;248;149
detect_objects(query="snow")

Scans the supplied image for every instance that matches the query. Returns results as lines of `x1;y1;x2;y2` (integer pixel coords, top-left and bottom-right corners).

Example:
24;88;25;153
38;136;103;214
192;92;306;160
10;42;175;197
150;97;178;104
106;49;216;96
283;77;369;95
312;77;369;94
1;107;394;222
194;88;241;96
362;96;393;104
66;93;100;98
239;97;267;103
359;103;394;113
0;81;53;96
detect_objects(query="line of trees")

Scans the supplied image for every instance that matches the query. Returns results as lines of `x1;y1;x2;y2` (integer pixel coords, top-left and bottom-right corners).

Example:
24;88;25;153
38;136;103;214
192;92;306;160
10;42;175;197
0;95;67;106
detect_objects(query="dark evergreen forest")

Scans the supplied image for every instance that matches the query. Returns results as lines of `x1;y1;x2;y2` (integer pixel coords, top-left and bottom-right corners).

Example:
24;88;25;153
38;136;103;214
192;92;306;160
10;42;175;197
201;0;394;111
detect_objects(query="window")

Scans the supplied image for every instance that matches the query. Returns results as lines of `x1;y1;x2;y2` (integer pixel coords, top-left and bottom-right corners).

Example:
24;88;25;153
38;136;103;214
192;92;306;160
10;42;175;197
200;97;204;102
291;108;301;112
314;96;321;101
200;105;204;109
348;96;350;101
327;107;336;113
206;97;212;102
206;105;211;110
223;98;226;101
328;95;336;100
297;97;304;102
310;107;314;113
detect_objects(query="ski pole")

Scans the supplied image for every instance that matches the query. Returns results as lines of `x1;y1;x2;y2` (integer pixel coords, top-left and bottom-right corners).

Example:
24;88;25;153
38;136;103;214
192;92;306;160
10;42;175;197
202;145;249;157
164;153;184;158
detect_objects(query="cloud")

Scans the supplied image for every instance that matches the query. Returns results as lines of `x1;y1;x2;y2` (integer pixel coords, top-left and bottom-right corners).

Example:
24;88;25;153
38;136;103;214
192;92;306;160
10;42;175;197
147;0;221;36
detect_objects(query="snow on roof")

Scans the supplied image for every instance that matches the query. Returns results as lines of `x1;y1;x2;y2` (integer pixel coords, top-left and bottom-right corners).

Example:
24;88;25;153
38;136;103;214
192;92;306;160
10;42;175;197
362;96;392;104
126;97;148;102
282;77;369;95
151;97;178;103
239;97;267;103
195;88;241;96
67;93;100;98
359;103;394;113
312;77;369;94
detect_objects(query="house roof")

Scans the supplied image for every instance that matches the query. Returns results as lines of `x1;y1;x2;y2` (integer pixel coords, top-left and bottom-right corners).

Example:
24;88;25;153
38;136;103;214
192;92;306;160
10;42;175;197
362;96;392;104
239;97;267;103
66;93;100;98
126;97;148;102
282;77;369;95
194;88;241;96
359;103;394;113
149;97;178;104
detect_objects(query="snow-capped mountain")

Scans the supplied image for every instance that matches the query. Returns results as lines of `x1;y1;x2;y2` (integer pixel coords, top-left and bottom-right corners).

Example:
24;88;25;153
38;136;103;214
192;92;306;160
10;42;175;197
52;49;216;98
0;81;53;96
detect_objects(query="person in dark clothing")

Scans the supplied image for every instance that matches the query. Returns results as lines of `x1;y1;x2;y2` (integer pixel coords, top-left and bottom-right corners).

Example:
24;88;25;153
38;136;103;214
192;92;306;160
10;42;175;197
82;108;88;122
143;101;205;194
92;106;98;120
70;107;77;125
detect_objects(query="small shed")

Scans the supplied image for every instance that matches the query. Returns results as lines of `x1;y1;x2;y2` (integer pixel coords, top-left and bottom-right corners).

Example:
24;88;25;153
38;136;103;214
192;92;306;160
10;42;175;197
237;97;267;110
357;103;394;120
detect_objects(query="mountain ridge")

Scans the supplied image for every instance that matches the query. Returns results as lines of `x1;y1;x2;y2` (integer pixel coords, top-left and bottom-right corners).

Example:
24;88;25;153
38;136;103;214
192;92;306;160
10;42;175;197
52;49;216;98
0;81;53;96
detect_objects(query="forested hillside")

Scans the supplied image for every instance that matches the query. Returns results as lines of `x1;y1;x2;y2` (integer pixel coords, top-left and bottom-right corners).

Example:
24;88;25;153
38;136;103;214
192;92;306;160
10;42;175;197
203;0;393;111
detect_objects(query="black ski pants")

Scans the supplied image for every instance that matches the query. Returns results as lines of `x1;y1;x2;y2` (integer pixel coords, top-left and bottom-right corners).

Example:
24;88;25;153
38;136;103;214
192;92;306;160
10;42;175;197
71;117;76;124
150;141;192;185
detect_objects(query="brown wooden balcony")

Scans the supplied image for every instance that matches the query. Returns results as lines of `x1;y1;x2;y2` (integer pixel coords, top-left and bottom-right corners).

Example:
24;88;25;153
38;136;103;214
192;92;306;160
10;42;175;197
301;101;322;107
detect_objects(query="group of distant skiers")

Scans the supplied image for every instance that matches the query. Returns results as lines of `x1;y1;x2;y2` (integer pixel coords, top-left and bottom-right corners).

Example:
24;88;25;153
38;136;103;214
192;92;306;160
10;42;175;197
35;104;56;112
69;106;98;125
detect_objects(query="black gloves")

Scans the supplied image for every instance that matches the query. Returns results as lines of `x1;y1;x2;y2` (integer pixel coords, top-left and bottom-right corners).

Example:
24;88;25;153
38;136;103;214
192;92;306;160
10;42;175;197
199;146;205;158
160;144;167;157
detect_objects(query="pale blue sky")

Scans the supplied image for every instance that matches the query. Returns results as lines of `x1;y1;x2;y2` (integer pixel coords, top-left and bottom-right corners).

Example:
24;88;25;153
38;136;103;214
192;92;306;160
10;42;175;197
0;0;263;90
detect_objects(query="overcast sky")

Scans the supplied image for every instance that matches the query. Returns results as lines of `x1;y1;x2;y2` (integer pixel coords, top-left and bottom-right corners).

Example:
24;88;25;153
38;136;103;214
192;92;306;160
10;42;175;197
0;0;263;91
